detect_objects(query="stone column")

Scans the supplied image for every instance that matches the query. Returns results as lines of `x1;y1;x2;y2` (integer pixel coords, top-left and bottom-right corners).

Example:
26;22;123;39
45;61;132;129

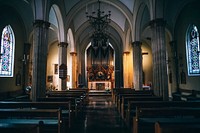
150;18;168;100
132;41;143;90
32;20;50;101
58;42;68;90
70;52;77;88
123;51;130;88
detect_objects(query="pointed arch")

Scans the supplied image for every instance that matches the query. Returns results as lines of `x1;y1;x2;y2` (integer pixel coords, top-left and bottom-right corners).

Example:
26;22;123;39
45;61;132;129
67;28;75;52
51;4;65;42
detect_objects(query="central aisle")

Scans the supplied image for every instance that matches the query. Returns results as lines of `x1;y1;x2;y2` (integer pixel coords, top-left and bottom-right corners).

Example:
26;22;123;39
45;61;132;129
69;91;130;133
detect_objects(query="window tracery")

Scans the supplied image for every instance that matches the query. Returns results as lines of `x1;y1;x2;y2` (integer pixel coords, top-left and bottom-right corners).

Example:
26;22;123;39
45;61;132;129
0;25;15;77
186;24;200;76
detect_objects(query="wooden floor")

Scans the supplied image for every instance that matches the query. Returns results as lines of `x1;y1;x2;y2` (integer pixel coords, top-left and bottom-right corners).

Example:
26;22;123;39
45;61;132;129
69;90;130;133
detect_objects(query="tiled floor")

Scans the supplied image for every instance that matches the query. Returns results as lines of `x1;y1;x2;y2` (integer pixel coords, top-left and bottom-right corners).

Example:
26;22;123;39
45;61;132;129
69;91;130;133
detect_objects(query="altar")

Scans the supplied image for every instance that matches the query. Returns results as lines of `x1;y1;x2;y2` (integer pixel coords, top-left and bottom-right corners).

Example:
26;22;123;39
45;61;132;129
88;81;111;90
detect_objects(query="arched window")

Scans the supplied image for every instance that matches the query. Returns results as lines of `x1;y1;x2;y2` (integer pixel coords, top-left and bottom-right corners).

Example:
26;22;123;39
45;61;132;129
186;24;200;76
0;25;15;77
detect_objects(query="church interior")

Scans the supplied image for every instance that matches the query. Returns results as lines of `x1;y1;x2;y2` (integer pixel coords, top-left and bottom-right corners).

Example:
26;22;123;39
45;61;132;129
0;0;200;133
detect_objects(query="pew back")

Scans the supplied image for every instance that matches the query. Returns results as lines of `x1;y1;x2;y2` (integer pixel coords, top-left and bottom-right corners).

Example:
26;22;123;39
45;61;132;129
126;101;200;127
0;101;71;128
133;104;200;133
155;121;200;133
0;108;62;133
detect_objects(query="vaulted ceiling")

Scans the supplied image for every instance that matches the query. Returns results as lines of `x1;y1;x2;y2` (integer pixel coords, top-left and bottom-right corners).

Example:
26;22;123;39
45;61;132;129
0;0;196;47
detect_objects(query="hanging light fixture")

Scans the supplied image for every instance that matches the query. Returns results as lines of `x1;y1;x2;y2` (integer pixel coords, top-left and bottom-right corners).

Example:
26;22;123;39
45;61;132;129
86;0;111;49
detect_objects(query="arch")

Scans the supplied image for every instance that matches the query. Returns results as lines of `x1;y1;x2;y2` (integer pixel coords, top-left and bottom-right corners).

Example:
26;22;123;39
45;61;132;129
75;20;123;53
78;32;122;88
33;0;44;20
133;1;150;41
65;0;132;32
51;4;65;42
125;28;131;51
67;28;75;52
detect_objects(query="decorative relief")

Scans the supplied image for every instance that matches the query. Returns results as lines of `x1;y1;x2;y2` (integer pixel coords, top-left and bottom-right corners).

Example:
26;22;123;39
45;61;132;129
87;64;114;81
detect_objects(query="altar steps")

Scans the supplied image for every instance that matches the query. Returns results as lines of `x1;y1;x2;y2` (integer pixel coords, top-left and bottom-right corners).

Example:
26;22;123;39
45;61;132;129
88;90;111;97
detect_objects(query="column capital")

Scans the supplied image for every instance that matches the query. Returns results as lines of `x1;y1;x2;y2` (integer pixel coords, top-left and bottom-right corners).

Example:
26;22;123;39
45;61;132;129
33;20;50;28
70;52;77;56
149;18;166;27
132;41;142;47
58;42;68;47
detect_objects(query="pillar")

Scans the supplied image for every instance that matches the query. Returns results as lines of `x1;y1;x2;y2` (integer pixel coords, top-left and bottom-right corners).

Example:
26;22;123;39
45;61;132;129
32;20;50;101
70;52;77;88
58;42;68;90
123;51;130;88
132;41;143;90
150;18;168;100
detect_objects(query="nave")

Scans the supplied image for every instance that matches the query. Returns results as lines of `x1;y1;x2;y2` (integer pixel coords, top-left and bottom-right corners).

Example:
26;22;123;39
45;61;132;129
69;91;130;133
1;88;200;133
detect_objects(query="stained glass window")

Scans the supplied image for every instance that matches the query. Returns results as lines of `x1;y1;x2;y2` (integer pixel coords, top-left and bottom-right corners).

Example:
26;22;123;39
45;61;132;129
186;24;200;76
0;25;15;77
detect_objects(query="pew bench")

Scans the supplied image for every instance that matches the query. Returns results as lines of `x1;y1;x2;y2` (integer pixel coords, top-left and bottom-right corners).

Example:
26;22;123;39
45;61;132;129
38;97;82;116
117;93;153;110
121;96;162;119
155;121;200;133
0;101;71;128
112;88;152;103
112;88;133;103
126;101;200;128
46;90;87;105
0;124;39;133
114;90;153;107
0;109;62;133
68;88;89;101
133;107;200;133
118;94;156;114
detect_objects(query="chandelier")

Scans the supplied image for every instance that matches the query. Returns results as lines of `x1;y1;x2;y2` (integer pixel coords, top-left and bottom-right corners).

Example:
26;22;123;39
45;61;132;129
86;0;111;50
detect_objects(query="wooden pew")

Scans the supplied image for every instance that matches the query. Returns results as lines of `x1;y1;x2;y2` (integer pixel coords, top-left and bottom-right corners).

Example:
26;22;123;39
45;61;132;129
46;91;85;98
155;121;200;133
38;97;81;116
68;88;89;101
111;88;132;103
133;105;200;133
115;89;153;108
113;88;153;104
69;88;88;93
0;101;71;128
46;90;87;105
0;124;39;133
0;108;62;133
126;101;200;128
120;96;162;119
118;93;154;113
